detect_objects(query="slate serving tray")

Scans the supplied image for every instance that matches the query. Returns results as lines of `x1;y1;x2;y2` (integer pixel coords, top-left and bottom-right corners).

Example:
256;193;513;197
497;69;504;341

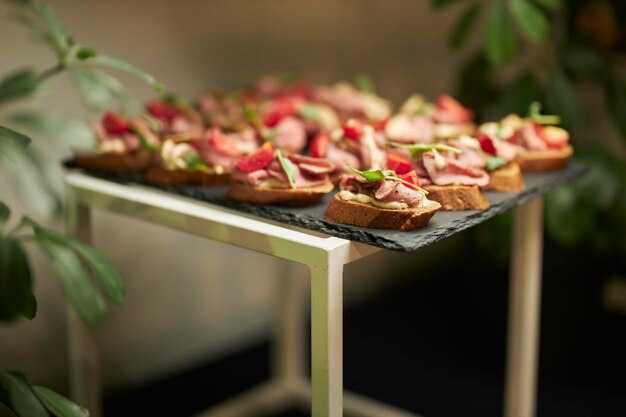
64;160;587;252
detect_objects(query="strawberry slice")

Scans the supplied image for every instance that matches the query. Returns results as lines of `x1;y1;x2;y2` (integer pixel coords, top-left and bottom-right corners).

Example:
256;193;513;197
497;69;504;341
236;142;274;173
538;125;569;149
386;151;413;175
209;127;240;157
262;97;300;127
342;119;364;140
477;133;497;155
398;170;421;187
435;95;473;124
102;111;130;135
373;117;390;132
146;100;181;123
310;132;330;158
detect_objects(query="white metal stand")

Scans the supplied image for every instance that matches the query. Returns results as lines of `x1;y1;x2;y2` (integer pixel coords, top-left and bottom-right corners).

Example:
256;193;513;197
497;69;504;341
63;171;544;417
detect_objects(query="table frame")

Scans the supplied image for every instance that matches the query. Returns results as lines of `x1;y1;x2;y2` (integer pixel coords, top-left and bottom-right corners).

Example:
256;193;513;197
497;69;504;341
64;171;543;417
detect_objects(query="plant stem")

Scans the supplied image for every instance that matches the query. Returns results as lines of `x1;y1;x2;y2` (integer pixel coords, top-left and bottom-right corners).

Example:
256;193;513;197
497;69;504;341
38;63;64;82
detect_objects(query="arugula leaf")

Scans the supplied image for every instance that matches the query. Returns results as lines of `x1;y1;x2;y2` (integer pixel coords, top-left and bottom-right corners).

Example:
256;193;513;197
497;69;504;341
139;136;158;153
182;152;209;172
274;149;297;189
486;156;507;171
527;101;561;125
388;142;463;154
243;103;261;124
353;73;375;94
347;165;429;194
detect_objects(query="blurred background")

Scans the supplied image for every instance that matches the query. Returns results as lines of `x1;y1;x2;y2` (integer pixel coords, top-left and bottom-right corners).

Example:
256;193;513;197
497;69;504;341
0;0;625;416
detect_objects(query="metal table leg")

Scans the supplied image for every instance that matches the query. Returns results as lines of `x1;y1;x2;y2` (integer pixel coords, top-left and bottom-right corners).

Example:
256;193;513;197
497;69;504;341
65;186;101;417
504;197;544;417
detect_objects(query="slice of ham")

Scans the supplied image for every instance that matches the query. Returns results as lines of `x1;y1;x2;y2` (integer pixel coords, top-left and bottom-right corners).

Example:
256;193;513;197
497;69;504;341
273;116;307;153
521;122;548;151
326;145;362;172
492;137;519;161
288;154;335;176
448;139;486;169
260;155;333;188
422;152;489;187
231;168;269;186
386;115;435;144
340;175;424;207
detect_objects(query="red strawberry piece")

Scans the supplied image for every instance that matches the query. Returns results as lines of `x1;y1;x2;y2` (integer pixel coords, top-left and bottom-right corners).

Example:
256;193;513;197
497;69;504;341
373;117;390;132
436;94;473;123
102;111;130;135
477;133;497;155
209;127;240;156
310;132;331;158
342;119;364;140
398;170;421;187
540;125;569;149
386;151;413;175
236;142;275;173
146;100;181;123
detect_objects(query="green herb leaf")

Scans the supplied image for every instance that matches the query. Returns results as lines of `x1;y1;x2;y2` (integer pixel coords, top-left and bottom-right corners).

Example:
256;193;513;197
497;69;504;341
275;149;297;189
531;0;562;9
545;70;580;129
33;385;89;417
243;103;261;124
0;371;47;417
162;92;192;112
449;3;481;49
484;3;518;66
33;229;106;326
91;55;164;92
76;47;97;60
0;237;37;321
182;152;209;172
347;165;389;182
510;0;549;43
9;110;96;150
388;142;463;154
486;156;507;171
139;135;158;153
0;69;40;104
33;225;124;306
526;101;561;125
353;73;375;94
0;125;30;149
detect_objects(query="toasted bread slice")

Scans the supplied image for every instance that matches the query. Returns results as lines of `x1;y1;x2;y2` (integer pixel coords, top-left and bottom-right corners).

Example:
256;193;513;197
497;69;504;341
324;193;440;231
516;145;573;172
73;151;152;172
228;181;334;206
486;162;525;192
145;165;230;186
422;184;489;211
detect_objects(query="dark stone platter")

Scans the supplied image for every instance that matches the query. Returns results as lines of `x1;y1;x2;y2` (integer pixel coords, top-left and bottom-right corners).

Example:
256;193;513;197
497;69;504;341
64;160;587;252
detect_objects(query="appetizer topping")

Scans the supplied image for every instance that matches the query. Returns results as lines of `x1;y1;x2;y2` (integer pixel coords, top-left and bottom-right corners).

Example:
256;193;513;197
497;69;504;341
385;151;413;175
347;166;428;194
399;95;434;116
422;151;489;187
339;170;431;209
384;114;434;144
313;82;392;121
208;127;240;157
432;149;447;170
236;142;275;173
540;125;569;149
161;139;202;171
275;149;297;189
310;132;331;158
297;103;341;131
477;133;497;155
388;141;462;156
272;116;307;153
342;118;365;140
146;100;181;123
103;111;130;134
433;94;473;124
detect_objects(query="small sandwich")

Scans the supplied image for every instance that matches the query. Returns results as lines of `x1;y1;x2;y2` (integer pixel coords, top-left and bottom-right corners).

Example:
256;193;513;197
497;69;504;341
387;143;490;211
145;127;242;185
228;142;334;206
309;118;387;180
482;103;573;172
73;111;160;172
146;94;204;138
389;94;475;142
324;167;440;231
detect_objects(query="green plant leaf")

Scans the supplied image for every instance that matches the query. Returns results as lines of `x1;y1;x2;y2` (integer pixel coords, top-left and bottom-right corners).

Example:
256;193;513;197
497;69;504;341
8;110;96;151
353;73;375;94
30;2;70;57
531;0;562;9
605;80;626;140
510;0;549;42
0;238;37;321
484;3;518;65
449;3;480;49
433;0;468;9
0;202;9;230
33;386;89;417
69;67;141;114
34;226;124;305
76;47;96;61
0;125;31;149
33;229;106;326
91;55;164;92
0;69;40;104
275;149;297;189
545;69;581;130
0;371;47;417
389;142;462;154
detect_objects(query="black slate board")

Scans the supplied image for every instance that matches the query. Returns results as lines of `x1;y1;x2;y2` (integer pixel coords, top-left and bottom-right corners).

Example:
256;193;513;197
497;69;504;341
64;160;587;252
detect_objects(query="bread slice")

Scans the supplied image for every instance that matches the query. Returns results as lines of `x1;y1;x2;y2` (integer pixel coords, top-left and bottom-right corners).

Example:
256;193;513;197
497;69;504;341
516;145;573;172
422;184;489;211
73;151;152;172
145;165;230;186
228;181;334;206
324;193;440;231
486;162;525;192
